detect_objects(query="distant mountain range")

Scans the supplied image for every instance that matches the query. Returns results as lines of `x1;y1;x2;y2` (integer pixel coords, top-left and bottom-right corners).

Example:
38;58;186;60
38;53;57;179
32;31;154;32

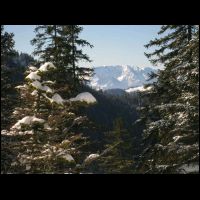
89;65;157;92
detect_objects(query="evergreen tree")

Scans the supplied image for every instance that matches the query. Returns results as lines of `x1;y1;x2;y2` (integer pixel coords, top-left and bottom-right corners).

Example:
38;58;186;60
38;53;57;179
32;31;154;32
31;26;67;65
1;62;98;174
85;117;134;174
137;25;199;174
31;25;71;96
1;25;15;65
64;25;94;90
1;25;17;129
31;25;93;94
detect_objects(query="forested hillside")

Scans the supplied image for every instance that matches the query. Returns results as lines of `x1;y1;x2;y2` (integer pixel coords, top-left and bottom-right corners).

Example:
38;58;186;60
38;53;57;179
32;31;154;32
1;25;199;174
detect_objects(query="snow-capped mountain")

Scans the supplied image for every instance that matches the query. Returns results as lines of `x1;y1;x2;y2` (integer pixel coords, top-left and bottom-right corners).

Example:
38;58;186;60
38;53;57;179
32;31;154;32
90;65;156;90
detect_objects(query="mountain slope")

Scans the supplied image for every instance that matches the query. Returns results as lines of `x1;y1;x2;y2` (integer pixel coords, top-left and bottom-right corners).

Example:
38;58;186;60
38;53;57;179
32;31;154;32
90;65;156;90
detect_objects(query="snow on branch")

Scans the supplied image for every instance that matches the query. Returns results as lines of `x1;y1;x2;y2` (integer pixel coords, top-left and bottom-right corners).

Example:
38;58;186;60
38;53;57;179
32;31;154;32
28;65;38;72
84;154;100;163
31;80;54;93
38;62;56;72
51;93;65;105
11;116;45;130
26;72;41;81
69;92;97;104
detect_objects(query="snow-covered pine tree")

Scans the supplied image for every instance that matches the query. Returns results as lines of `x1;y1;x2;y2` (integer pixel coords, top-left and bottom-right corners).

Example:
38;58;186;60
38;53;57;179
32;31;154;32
31;25;93;95
1;62;98;174
31;25;73;96
137;25;199;174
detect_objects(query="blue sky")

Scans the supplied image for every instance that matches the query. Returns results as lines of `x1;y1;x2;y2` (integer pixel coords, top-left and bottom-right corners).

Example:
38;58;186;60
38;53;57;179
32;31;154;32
4;25;161;68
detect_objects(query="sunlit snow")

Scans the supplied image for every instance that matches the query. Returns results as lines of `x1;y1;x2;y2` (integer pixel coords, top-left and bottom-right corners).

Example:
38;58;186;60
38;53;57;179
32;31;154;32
69;92;97;104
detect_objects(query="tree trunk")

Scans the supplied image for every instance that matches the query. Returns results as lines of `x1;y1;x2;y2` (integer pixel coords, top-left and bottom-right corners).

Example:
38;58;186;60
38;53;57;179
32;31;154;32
54;25;58;65
71;26;76;90
187;25;192;63
187;25;192;42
